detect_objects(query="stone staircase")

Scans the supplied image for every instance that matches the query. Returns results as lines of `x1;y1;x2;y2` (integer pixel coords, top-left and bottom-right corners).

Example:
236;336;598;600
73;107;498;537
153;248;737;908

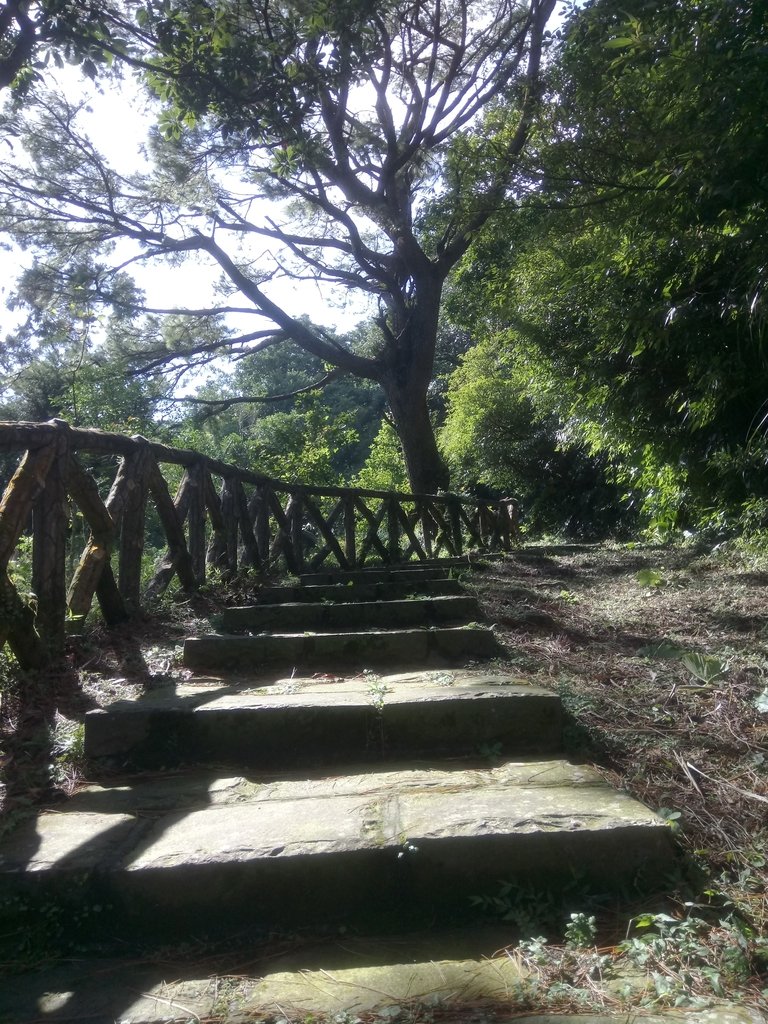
0;559;676;1018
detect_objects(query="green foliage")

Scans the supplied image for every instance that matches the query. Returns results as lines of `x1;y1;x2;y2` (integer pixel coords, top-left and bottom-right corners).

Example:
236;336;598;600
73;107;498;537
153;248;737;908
355;421;408;493
618;912;765;1007
0;1;128;95
450;0;768;536
174;394;359;487
635;568;664;588
564;912;597;949
439;334;631;536
679;652;728;686
511;907;768;1011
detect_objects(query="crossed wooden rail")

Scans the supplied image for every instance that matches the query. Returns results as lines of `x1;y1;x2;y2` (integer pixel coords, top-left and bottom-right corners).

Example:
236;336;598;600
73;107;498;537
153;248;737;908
0;420;516;669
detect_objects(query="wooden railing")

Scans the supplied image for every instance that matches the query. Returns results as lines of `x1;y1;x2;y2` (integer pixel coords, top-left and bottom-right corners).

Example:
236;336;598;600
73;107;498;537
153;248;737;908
0;420;516;668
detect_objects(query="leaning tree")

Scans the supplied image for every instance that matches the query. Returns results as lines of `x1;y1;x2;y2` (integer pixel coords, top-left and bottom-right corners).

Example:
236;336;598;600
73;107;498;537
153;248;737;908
0;0;555;492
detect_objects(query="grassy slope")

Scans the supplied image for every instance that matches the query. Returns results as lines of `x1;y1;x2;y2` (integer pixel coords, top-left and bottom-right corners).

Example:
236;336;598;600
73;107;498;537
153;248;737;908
469;541;768;1009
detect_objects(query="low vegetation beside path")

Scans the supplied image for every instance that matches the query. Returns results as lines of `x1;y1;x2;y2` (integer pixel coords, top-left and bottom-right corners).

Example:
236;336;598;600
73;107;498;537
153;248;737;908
469;540;768;1010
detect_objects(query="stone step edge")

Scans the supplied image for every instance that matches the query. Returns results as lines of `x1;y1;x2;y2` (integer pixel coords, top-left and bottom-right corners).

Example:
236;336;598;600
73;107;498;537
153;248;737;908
216;595;480;628
183;625;502;669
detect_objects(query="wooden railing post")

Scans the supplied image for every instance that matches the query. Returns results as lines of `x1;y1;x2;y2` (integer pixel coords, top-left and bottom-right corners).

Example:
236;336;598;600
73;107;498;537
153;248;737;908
118;440;153;615
204;472;228;571
220;476;238;573
387;494;400;564
32;420;70;655
235;481;261;569
187;461;207;584
252;485;271;566
288;492;305;573
343;495;356;568
0;440;57;668
448;494;463;556
144;461;198;600
66;456;127;625
419;500;434;558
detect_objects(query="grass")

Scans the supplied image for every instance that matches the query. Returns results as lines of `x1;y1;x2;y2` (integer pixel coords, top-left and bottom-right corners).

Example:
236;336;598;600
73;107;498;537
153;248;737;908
0;538;767;1017
471;540;768;910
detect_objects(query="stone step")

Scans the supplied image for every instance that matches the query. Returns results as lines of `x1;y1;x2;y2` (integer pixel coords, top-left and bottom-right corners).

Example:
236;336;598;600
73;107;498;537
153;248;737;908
300;564;470;586
84;671;562;770
0;939;758;1024
0;759;674;952
246;577;465;604
183;624;502;672
217;595;481;632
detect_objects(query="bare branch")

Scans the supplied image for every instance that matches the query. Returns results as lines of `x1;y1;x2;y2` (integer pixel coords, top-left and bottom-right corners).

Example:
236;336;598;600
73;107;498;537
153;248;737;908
170;368;345;414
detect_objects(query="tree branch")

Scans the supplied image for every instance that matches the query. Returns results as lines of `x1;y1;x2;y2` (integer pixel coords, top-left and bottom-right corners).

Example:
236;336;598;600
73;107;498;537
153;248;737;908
171;368;345;414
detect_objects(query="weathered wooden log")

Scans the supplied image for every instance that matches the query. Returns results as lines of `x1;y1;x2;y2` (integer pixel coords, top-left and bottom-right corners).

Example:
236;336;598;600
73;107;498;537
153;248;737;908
267;490;298;574
204;471;228;570
305;497;345;570
343;495;356;568
414;500;434;558
426;501;458;557
355;497;389;565
187;462;207;584
118;444;153;615
287;493;305;573
66;456;126;622
0;572;47;669
32;423;70;655
0;439;59;665
447;495;464;556
303;495;348;570
144;460;198;600
220;477;238;573
234;481;261;569
386;495;400;564
251;485;271;566
396;502;427;561
0;444;57;571
458;502;484;548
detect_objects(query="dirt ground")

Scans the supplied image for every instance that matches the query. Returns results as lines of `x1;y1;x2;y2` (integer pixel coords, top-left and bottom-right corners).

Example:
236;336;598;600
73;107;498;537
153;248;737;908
470;541;768;931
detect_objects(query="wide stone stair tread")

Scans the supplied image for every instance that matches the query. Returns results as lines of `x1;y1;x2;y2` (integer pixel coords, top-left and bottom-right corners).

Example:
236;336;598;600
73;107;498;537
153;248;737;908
217;594;481;631
299;564;470;585
0;758;673;945
84;670;563;768
251;577;465;603
183;624;502;671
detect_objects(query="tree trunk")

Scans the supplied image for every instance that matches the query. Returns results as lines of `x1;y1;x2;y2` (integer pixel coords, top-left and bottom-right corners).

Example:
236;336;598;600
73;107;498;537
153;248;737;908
381;280;451;495
385;379;449;495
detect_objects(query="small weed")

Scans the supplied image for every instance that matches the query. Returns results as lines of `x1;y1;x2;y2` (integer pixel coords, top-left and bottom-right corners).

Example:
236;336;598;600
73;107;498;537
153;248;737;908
635;568;665;588
366;678;392;711
396;838;419;858
564;912;598;948
477;741;503;761
657;807;683;834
